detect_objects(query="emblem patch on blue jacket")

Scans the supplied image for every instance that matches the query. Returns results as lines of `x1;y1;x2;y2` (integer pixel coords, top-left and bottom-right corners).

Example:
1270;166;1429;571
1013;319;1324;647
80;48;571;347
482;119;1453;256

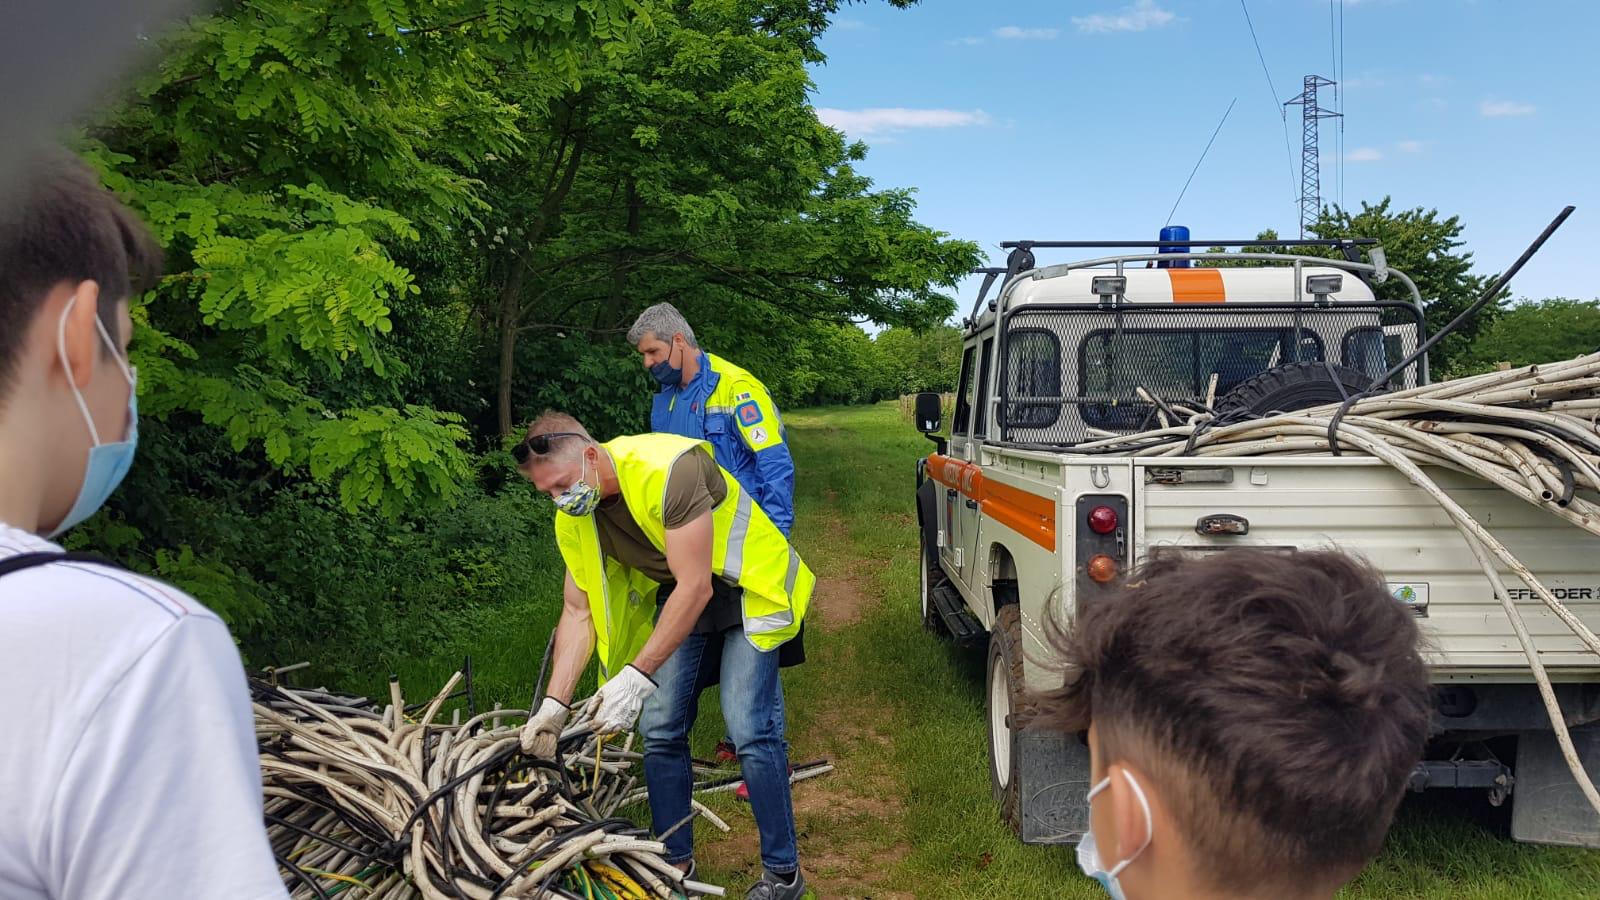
736;400;763;426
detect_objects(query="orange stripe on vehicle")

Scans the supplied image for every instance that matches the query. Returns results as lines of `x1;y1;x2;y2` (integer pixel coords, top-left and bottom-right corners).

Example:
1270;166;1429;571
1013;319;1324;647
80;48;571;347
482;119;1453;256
928;454;1057;550
981;479;1057;551
1168;268;1225;303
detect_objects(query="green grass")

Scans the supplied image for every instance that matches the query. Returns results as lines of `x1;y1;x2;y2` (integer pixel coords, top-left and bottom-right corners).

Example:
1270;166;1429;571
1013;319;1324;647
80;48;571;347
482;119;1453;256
312;401;1600;897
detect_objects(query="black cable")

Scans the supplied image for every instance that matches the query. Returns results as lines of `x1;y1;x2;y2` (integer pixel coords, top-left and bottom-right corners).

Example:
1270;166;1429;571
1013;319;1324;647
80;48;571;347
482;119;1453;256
275;851;333;900
264;812;380;863
532;627;558;714
485;817;639;900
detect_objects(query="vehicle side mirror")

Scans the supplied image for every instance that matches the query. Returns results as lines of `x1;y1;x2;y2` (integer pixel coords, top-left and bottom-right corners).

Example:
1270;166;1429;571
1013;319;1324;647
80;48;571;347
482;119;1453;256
914;392;943;434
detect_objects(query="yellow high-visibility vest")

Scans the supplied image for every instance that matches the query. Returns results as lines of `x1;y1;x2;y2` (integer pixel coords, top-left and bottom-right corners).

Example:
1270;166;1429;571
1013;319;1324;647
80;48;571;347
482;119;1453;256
554;433;813;682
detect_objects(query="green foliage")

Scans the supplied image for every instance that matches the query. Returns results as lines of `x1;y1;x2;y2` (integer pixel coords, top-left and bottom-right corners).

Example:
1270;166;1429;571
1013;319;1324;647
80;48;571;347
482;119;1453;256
873;325;962;394
65;1;965;679
1308;200;1492;377
1208;201;1493;376
462;0;980;434
1456;298;1600;375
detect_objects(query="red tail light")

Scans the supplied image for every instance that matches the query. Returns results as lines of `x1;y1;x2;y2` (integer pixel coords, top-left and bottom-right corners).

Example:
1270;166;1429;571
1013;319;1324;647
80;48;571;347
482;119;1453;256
1088;505;1119;535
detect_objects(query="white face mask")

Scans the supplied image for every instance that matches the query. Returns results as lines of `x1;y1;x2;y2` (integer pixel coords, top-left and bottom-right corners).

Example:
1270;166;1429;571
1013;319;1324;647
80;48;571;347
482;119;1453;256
1077;769;1154;900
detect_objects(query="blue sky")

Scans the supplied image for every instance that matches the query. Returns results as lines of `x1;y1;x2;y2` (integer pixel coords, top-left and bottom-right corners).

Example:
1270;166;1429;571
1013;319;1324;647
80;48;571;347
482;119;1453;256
810;0;1599;315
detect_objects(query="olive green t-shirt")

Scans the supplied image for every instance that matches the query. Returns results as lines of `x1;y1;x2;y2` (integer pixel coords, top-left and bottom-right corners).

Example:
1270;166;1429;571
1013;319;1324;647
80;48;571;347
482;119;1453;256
595;446;726;582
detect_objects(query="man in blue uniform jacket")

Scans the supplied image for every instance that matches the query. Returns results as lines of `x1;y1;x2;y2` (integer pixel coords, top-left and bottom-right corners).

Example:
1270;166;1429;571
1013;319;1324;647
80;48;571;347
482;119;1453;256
628;303;805;781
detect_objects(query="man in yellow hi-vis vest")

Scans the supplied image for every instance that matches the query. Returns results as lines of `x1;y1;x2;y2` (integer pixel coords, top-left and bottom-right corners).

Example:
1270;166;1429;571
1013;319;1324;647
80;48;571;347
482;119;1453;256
513;412;812;900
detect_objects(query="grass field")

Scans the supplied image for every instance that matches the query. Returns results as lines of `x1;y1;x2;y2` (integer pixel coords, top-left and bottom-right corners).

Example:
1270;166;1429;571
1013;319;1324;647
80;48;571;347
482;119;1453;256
354;401;1600;898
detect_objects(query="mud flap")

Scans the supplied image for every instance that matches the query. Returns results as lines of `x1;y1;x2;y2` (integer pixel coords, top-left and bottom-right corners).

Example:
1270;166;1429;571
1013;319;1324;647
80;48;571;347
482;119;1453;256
1017;727;1093;844
1510;725;1600;848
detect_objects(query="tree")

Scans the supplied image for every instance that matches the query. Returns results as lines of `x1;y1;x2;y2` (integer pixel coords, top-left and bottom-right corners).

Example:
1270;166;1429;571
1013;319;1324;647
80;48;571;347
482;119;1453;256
874;325;962;394
1206;200;1492;376
465;0;977;436
1456;298;1600;375
1308;200;1493;376
88;0;649;514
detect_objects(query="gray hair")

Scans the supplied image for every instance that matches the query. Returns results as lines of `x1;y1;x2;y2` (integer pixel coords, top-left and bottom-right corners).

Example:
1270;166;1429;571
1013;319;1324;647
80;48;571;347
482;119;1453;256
627;302;697;349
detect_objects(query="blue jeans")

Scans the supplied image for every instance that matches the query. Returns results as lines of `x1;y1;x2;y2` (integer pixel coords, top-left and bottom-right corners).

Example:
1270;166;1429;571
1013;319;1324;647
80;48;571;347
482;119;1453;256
639;627;798;873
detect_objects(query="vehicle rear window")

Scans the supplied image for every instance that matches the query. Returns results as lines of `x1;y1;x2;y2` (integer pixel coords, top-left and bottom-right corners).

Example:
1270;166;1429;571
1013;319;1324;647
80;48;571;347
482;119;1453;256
1079;327;1324;430
1004;328;1062;429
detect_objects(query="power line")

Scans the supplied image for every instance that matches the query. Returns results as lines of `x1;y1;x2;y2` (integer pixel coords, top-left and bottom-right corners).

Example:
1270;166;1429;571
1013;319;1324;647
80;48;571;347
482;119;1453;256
1238;0;1300;212
1167;97;1237;225
1331;0;1344;211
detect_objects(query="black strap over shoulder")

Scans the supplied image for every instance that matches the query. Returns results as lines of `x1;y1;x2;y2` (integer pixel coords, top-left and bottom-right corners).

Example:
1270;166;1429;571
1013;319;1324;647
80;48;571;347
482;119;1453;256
0;551;118;579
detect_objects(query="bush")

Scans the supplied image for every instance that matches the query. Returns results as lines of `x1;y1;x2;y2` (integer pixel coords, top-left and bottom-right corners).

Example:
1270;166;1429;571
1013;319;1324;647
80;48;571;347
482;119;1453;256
72;451;566;686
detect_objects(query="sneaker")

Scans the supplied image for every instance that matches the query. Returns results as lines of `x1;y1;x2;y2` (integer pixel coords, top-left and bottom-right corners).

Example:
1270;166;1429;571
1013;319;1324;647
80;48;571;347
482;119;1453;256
745;868;806;900
714;739;738;763
734;763;794;802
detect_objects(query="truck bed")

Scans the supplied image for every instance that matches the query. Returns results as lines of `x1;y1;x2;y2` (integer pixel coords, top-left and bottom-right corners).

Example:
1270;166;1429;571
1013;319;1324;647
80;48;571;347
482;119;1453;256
1132;457;1600;677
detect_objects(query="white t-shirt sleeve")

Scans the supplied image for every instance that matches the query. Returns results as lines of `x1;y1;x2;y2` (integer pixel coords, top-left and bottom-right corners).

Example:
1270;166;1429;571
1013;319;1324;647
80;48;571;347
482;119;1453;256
43;615;287;900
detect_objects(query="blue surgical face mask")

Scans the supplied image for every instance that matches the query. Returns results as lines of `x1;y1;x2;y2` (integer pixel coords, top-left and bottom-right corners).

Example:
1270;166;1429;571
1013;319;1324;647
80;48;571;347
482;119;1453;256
49;295;138;538
648;338;684;389
555;456;601;517
1076;770;1153;900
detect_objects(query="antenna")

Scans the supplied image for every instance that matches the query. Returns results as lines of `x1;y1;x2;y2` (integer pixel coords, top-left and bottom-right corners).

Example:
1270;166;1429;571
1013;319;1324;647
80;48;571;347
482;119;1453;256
1166;98;1236;226
1284;75;1340;238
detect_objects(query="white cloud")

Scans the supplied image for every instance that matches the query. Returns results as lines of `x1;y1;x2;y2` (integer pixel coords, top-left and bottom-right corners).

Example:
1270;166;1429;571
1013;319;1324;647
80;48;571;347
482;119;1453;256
1072;0;1176;33
814;107;992;137
1341;74;1384;90
945;36;985;46
994;25;1060;40
1345;147;1383;162
1397;139;1424;153
1480;98;1536;117
833;17;870;32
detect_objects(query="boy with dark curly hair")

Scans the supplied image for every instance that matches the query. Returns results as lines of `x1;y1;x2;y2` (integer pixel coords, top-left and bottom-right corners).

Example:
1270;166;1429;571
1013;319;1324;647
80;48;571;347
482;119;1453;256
1039;549;1433;900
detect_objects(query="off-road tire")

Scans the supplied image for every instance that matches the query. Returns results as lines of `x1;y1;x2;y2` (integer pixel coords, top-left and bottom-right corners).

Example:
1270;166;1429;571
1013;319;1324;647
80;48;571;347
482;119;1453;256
988;603;1026;836
1215;361;1374;417
920;527;952;638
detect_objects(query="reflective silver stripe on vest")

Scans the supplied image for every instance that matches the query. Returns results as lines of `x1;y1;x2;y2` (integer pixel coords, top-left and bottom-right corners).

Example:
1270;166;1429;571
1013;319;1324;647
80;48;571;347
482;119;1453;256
722;488;753;582
785;547;800;597
743;548;801;638
746;608;794;635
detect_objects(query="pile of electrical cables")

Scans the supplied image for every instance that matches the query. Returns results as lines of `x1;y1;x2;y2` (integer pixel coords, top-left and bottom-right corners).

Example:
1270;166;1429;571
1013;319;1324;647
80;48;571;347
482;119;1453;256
255;671;727;900
1096;351;1600;818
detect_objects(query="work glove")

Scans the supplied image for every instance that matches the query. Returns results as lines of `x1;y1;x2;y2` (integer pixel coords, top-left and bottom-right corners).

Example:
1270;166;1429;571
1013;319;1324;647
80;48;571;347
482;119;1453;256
520;696;570;759
591;665;657;735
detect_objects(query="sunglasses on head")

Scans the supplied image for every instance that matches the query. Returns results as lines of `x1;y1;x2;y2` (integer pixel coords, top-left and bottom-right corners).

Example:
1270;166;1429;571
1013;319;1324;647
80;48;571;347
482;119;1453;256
512;431;584;465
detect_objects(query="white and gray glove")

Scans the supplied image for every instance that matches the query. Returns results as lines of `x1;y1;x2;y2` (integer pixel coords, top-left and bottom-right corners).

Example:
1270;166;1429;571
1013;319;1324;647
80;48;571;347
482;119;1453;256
520;696;571;758
592;665;657;735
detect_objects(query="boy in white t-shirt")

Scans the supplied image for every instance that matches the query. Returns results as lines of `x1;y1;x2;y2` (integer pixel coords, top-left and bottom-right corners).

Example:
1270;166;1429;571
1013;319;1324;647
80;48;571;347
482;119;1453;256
0;148;287;899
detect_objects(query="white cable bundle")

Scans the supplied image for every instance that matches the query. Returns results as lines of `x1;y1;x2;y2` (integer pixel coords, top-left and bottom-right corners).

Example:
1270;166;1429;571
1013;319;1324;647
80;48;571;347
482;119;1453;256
256;673;727;899
1089;353;1600;816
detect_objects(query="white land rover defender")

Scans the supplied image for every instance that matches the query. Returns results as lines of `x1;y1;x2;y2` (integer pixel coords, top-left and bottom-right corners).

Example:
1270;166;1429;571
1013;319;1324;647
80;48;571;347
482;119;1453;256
911;236;1600;849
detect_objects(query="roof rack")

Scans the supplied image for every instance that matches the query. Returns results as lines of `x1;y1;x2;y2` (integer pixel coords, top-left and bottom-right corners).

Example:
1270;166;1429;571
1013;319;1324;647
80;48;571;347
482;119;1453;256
998;238;1377;249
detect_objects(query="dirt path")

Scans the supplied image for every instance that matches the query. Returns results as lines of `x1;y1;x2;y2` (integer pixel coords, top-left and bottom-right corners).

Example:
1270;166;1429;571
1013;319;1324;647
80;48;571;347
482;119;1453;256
697;503;913;899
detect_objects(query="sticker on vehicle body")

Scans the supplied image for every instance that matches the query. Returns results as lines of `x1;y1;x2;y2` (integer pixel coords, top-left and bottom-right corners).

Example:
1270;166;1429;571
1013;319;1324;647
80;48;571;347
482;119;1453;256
1388;582;1429;616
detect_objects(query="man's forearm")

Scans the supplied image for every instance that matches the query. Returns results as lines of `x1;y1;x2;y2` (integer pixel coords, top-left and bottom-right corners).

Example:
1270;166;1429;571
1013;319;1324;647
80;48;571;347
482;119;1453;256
545;609;595;704
632;576;713;675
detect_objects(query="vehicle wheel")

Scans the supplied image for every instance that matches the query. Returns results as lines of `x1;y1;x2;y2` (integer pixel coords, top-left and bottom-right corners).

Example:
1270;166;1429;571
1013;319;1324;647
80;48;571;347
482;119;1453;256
988;603;1025;835
1215;361;1375;417
920;527;951;638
